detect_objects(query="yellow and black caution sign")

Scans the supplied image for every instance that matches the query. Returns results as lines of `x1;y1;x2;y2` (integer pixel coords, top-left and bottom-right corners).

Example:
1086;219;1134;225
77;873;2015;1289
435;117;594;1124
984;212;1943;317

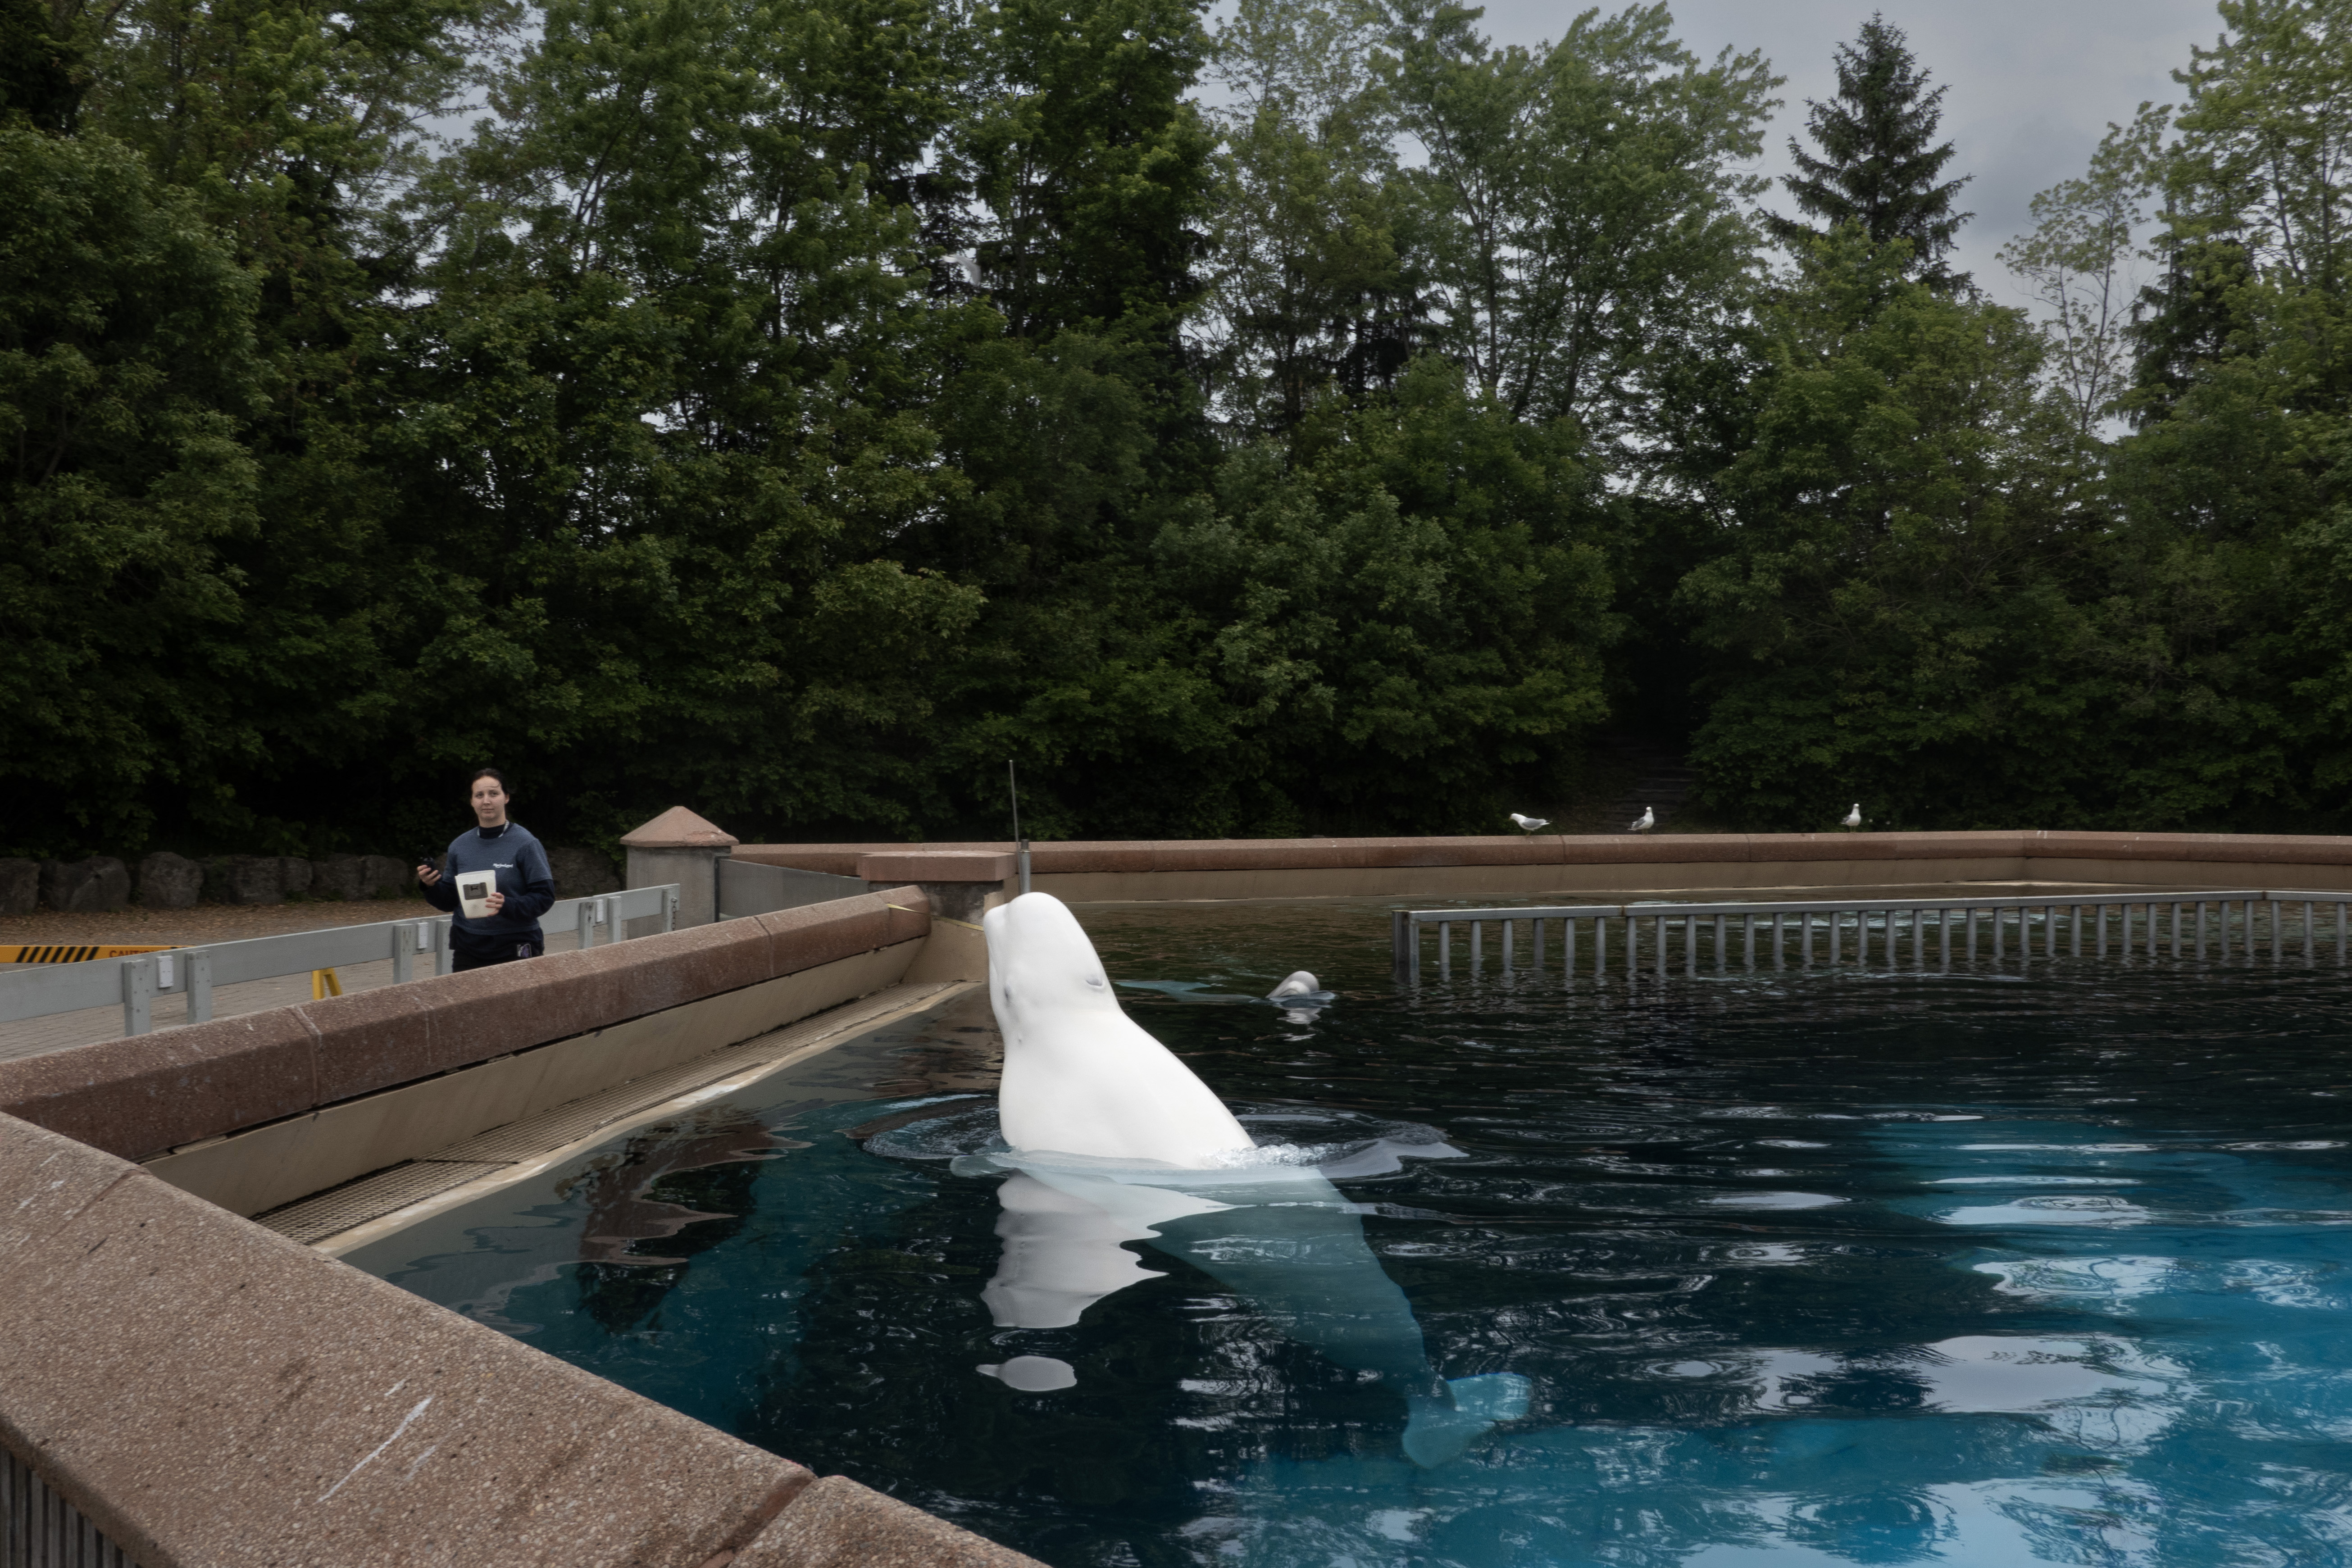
0;944;180;964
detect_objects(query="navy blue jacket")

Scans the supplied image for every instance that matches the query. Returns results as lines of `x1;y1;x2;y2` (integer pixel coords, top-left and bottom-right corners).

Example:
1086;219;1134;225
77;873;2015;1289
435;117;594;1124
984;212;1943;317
422;821;556;954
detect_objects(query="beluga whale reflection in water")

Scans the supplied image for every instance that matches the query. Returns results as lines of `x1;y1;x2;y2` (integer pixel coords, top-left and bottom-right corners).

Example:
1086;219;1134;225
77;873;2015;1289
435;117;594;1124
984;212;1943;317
968;890;1529;1467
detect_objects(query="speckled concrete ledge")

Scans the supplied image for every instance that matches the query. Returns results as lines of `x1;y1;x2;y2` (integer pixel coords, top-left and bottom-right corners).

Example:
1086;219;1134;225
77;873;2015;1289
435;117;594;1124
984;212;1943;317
738;830;2352;902
0;1113;1043;1567
0;890;1049;1568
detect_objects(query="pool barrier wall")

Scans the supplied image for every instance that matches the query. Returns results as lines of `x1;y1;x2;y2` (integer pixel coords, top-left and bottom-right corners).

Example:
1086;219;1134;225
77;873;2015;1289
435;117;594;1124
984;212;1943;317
0;886;1046;1568
741;828;2352;903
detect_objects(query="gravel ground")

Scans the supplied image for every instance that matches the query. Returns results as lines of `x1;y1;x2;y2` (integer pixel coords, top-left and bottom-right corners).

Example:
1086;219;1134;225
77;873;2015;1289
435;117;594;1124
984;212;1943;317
0;898;441;951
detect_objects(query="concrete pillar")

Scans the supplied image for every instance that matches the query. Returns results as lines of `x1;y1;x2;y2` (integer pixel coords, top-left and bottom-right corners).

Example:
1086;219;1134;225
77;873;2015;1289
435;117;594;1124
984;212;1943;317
620;806;739;930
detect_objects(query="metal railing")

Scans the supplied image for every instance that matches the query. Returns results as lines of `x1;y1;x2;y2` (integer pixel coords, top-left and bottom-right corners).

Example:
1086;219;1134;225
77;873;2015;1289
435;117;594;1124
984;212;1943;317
1391;889;2352;984
716;858;865;920
0;885;680;1037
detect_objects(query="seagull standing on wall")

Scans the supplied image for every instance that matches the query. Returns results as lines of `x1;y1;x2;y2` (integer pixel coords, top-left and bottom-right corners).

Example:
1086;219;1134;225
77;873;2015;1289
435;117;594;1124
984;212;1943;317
1842;803;1863;830
1629;807;1655;833
1509;813;1550;833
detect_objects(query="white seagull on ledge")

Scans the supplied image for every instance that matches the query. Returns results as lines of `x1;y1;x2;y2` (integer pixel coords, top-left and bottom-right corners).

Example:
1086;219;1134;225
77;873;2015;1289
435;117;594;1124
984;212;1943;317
1629;807;1655;833
1509;813;1550;833
1842;803;1863;829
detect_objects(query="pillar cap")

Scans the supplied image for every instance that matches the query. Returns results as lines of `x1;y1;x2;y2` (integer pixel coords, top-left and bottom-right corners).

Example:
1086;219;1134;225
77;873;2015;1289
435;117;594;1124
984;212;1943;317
620;806;740;850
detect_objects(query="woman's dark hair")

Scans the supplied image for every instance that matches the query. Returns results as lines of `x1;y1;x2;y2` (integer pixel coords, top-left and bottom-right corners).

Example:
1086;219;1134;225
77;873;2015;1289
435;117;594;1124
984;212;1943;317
469;767;510;795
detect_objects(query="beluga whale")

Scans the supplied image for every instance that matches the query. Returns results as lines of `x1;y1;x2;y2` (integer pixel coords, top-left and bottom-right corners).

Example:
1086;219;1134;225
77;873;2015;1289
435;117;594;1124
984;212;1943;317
974;891;1529;1466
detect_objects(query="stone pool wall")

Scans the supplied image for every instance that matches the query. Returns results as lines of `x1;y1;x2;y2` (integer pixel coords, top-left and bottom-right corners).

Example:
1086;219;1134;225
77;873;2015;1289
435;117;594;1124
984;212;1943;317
0;886;1045;1568
738;828;2352;903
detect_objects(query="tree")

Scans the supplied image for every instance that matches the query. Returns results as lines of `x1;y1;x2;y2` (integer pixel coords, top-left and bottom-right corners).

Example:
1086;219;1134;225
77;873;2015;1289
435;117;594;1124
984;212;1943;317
1200;0;1410;434
1378;0;1779;446
0;0;81;132
0;127;264;851
1766;13;1970;288
2000;105;2163;435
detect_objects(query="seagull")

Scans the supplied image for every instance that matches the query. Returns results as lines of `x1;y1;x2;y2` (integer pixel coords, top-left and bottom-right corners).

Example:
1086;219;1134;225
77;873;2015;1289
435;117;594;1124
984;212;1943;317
1842;803;1863;829
1629;807;1655;833
1509;813;1550;833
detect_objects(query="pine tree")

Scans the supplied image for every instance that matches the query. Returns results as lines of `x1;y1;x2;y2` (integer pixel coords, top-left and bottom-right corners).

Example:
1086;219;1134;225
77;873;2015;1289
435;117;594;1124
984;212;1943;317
1766;13;1970;286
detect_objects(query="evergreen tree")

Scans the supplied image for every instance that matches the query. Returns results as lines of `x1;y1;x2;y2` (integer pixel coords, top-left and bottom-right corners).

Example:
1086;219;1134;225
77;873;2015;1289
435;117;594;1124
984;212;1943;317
1766;13;1970;286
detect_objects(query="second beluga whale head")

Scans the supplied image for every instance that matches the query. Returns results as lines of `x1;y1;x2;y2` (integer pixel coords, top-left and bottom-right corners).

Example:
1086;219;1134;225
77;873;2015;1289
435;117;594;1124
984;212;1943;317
984;890;1256;1166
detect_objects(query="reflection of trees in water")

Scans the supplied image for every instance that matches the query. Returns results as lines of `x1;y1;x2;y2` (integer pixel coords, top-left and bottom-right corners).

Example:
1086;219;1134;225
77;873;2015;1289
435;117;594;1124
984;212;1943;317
561;1108;809;1335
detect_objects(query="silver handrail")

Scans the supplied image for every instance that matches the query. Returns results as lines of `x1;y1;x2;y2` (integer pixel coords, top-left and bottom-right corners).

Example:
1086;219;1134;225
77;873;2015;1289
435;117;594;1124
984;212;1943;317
0;885;682;1036
1391;889;2350;983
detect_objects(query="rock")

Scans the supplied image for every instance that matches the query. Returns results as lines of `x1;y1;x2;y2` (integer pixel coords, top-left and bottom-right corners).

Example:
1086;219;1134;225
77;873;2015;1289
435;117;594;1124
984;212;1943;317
310;855;368;901
205;855;284;905
359;855;413;898
41;857;131;914
0;859;37;916
547;845;620;897
136;852;203;909
279;857;313;899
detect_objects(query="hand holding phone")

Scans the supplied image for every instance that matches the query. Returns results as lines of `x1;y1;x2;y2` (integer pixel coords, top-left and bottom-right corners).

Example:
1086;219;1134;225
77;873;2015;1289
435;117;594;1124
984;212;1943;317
417;850;442;886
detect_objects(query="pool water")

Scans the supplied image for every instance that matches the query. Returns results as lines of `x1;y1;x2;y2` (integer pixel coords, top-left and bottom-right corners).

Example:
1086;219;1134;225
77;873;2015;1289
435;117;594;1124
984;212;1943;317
349;902;2352;1566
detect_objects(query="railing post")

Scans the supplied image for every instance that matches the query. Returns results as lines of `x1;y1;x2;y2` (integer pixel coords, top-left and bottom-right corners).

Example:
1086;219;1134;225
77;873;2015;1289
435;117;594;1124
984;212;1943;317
121;955;155;1036
578;898;598;954
1501;918;1514;976
1533;918;1545;976
664;888;678;934
1564;917;1577;982
1655;914;1667;977
1470;921;1483;976
1684;914;1697;977
1392;911;1410;981
1439;921;1451;976
2306;900;2316;961
186;948;213;1024
1594;915;1607;979
2269;899;2282;960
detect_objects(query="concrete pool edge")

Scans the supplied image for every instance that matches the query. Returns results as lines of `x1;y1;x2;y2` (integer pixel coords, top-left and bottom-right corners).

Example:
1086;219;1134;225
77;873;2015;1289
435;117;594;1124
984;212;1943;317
0;887;1048;1567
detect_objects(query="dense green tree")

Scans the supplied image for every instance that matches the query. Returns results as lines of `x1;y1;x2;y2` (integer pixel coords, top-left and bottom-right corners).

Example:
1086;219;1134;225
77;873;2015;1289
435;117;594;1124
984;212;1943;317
0;128;263;851
0;0;81;132
1765;13;1970;288
1379;0;1779;443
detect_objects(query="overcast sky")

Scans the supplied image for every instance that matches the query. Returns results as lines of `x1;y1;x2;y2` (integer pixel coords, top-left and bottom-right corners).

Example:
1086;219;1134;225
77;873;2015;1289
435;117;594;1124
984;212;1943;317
1465;0;2225;305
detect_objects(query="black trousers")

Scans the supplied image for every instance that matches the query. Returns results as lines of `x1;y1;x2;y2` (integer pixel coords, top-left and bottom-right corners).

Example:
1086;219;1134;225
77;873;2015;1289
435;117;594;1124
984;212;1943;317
451;938;543;972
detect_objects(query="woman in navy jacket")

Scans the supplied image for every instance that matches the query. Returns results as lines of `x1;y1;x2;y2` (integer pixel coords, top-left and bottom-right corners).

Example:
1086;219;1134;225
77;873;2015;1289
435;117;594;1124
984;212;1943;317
416;768;558;969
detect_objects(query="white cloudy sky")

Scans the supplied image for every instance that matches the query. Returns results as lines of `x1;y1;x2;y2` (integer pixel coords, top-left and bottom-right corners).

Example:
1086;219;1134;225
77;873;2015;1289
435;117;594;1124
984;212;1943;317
1465;0;2225;305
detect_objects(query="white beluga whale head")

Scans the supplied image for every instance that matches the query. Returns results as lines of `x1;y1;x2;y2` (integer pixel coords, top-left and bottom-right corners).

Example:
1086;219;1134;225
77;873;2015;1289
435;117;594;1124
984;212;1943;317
983;891;1255;1166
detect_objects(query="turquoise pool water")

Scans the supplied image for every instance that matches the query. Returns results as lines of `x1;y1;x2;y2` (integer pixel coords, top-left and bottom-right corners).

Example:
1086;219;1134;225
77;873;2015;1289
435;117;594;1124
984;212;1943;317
350;902;2352;1565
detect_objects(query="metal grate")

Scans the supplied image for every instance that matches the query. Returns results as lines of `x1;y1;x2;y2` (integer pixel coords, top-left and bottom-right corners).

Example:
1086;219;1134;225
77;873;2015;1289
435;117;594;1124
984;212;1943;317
1392;890;2352;984
255;1161;509;1245
2;1447;137;1568
257;982;959;1247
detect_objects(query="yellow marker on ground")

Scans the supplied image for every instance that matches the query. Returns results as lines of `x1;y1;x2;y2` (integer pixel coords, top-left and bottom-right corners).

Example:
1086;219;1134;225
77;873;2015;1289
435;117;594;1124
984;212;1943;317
311;968;343;1000
0;944;180;964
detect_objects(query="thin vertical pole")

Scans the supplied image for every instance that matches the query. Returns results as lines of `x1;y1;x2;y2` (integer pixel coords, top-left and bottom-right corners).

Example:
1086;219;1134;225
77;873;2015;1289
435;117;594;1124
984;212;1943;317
1533;918;1545;976
1628;913;1638;979
1501;919;1514;976
1744;913;1756;969
1656;914;1669;977
1685;914;1697;977
2306;901;2316;961
2070;904;2083;958
1563;917;1575;982
185;948;213;1024
2270;900;2283;960
1471;921;1483;975
1801;912;1815;967
2170;903;2182;960
2338;902;2348;964
1714;914;1727;974
1595;915;1607;979
1439;922;1451;976
1940;908;1952;968
2195;901;2207;958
